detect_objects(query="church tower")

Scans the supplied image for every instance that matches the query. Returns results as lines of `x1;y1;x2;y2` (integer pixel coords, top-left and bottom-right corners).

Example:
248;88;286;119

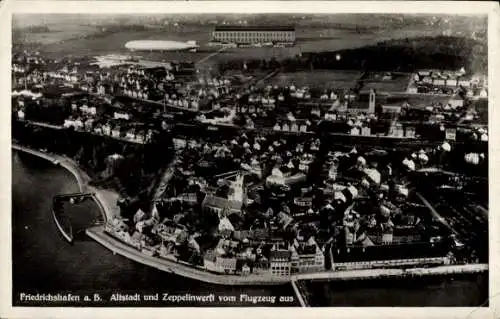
228;172;245;204
368;89;376;113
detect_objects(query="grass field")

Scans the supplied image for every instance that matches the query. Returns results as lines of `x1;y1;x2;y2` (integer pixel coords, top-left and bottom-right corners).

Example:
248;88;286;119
361;73;412;93
268;70;361;90
13;14;487;76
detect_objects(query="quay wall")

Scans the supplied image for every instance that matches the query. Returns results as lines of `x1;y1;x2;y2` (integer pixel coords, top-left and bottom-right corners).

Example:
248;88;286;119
52;208;73;243
87;225;488;286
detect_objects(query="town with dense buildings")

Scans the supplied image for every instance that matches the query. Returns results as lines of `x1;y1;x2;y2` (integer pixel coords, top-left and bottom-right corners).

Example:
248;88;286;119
11;20;488;282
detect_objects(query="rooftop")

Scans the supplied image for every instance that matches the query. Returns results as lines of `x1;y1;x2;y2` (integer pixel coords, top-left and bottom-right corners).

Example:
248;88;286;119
334;241;449;263
214;25;295;32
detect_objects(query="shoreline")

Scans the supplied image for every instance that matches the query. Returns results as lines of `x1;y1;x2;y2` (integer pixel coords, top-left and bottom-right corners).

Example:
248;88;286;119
12;144;489;286
12;144;118;222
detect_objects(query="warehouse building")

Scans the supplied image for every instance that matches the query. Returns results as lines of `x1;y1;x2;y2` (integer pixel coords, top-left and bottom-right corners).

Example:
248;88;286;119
212;25;296;45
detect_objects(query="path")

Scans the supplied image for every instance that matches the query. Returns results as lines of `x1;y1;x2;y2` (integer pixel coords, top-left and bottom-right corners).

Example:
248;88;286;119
86;224;488;286
196;47;227;65
153;158;179;202
416;192;459;237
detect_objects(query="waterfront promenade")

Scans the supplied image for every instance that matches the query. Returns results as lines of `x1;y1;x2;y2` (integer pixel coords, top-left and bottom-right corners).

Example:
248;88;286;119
86;224;488;286
12;144;489;287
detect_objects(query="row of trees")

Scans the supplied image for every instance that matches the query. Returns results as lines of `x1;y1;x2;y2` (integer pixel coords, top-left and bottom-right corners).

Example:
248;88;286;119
217;36;486;74
13;121;174;206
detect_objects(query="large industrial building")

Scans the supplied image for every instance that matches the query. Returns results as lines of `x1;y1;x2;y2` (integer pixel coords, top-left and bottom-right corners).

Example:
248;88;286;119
212;25;296;45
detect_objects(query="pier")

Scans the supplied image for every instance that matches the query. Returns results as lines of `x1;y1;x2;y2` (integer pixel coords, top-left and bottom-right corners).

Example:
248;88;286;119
52;207;74;243
290;279;308;307
52;192;97;243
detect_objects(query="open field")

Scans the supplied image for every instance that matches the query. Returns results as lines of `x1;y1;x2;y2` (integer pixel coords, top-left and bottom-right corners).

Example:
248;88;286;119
377;93;454;108
214;47;302;61
268;70;361;90
16;26;467;59
361;72;412;93
13;13;486;60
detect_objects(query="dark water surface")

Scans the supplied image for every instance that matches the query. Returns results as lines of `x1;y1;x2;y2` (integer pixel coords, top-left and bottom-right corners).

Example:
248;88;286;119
302;274;489;307
12;151;488;307
12;151;296;307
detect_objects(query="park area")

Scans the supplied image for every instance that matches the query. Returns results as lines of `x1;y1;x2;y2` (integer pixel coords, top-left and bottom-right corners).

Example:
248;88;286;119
267;70;362;90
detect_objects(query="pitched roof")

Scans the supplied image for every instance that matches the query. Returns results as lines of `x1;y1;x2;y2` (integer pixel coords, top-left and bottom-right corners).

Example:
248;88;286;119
218;216;235;232
270;249;291;260
334;241;448;263
203;195;242;212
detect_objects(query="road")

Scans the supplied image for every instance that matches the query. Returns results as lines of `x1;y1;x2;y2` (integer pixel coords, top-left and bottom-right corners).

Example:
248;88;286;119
153;158;179;201
87;224;488;286
196;47;227;65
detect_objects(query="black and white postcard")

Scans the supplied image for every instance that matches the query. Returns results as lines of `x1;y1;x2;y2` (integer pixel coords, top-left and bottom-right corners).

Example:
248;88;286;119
1;1;498;318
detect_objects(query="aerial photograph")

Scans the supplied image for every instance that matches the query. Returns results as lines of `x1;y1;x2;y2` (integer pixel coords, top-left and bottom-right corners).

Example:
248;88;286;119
11;12;488;307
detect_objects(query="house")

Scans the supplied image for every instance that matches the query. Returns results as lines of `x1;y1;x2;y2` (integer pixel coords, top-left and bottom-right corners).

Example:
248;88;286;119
126;128;136;140
218;216;235;238
407;87;418;94
134;131;146;144
328;162;338;181
449;97;464;108
446;79;457;87
458;79;471;87
111;126;122;138
299;154;314;172
102;123;112;136
479;89;487;98
176;193;198;205
277;212;294;230
114;111;131;120
84;119;94;131
266;167;285;186
422;76;432;84
269;243;292;276
293;197;313;208
445;128;457;141
293;237;324;273
405;126;416;138
361;126;371;136
215;256;238;274
63;118;84;130
350;126;360;136
325;112;337;121
241;263;251;275
390;123;404;137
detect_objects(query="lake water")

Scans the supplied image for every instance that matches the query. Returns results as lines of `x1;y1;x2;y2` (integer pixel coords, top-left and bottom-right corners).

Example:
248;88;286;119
12;151;488;307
